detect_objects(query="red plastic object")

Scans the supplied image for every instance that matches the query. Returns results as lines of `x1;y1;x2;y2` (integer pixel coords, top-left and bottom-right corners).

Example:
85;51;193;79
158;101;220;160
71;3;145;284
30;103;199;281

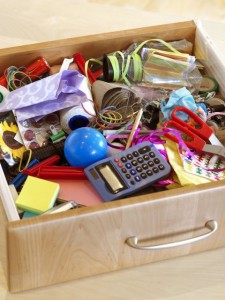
73;53;99;84
37;166;86;180
0;76;7;87
22;155;61;176
25;57;51;80
0;57;50;88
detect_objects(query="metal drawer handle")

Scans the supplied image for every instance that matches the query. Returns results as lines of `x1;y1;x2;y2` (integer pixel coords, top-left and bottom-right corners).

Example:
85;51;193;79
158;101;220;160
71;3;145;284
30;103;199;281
125;220;218;250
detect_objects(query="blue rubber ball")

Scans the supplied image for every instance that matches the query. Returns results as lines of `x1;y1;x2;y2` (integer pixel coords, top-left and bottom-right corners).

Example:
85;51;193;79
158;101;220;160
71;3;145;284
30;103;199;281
64;127;107;167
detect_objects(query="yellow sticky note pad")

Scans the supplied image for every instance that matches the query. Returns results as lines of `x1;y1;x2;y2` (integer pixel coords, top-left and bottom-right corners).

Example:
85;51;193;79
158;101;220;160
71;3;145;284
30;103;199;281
16;176;60;214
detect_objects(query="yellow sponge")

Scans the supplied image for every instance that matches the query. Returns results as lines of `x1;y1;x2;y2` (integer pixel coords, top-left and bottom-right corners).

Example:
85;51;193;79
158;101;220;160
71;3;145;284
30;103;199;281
16;176;59;214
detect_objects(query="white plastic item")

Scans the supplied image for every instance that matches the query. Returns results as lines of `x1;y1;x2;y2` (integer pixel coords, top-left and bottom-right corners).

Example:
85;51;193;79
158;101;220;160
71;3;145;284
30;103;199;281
59;101;96;134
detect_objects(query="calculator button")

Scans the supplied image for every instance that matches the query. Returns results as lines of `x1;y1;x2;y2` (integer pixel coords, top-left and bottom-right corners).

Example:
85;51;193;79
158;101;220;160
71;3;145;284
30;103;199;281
117;162;123;168
153;158;160;164
130;169;137;175
127;154;133;160
132;151;139;157
130;180;135;185
159;164;165;170
148;161;154;167
153;167;159;173
122;168;127;173
126;174;131;179
114;158;119;162
143;154;149;161
125;163;132;169
121;157;127;163
134;175;141;182
147;170;153;176
149;152;155;158
138;145;151;154
131;160;138;166
136;166;142;172
142;163;148;170
137;157;144;163
141;173;147;179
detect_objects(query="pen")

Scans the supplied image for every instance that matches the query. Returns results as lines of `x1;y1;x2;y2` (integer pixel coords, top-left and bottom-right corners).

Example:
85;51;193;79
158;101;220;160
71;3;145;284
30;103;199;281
125;108;143;149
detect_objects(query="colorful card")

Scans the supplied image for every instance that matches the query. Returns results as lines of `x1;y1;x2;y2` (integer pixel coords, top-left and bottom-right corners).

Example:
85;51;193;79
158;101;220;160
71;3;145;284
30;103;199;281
180;150;225;181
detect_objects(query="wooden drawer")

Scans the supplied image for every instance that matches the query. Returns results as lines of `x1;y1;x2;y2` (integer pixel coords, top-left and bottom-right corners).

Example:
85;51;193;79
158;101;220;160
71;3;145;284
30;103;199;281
1;20;225;292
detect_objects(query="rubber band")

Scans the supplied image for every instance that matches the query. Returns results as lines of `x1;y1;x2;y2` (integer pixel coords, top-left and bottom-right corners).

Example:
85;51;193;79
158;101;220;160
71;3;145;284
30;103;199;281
4;66;34;91
98;110;123;122
18;149;32;172
207;112;225;120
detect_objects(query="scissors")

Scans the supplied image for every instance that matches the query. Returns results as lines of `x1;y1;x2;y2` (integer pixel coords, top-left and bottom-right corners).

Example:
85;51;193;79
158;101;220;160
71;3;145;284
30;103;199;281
163;106;225;158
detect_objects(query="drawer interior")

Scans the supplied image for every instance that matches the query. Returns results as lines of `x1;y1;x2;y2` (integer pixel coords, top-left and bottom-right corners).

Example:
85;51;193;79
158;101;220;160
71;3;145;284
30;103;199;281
1;20;225;292
0;20;224;223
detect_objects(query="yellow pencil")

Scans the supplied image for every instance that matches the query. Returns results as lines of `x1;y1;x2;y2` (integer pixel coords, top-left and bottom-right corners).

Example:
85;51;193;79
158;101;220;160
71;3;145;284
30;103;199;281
125;108;143;149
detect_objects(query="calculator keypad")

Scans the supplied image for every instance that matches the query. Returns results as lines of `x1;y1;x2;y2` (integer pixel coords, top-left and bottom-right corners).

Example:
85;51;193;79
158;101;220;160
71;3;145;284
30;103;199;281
116;144;169;186
85;141;171;202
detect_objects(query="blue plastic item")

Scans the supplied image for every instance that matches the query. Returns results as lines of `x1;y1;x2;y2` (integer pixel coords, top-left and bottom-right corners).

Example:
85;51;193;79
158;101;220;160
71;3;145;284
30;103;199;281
64;127;108;167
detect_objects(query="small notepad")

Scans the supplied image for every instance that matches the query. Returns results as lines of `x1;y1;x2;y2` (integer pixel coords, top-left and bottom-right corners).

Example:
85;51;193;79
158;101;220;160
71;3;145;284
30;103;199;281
16;176;60;214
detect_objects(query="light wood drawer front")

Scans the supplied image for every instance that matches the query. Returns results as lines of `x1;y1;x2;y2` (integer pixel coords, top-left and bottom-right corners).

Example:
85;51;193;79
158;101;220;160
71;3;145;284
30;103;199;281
8;182;225;292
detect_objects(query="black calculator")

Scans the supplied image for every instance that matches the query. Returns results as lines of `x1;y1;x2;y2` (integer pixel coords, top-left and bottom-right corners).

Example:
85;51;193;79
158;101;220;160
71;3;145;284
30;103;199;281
84;142;171;202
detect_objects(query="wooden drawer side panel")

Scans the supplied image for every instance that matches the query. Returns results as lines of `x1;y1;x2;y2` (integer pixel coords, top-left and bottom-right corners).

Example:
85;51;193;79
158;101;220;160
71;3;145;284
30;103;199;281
7;182;225;292
0;21;196;71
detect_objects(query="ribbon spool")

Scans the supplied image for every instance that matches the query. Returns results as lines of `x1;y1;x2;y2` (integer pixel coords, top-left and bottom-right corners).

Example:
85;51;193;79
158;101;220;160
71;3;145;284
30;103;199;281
59;104;95;134
103;52;143;85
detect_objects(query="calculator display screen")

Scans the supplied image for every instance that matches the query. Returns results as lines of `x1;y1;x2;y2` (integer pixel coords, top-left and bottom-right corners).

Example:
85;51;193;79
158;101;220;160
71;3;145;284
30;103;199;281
96;162;127;194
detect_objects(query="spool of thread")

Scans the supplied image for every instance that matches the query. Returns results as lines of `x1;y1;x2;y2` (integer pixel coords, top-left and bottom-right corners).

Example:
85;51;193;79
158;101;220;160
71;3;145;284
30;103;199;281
59;105;93;134
0;86;9;103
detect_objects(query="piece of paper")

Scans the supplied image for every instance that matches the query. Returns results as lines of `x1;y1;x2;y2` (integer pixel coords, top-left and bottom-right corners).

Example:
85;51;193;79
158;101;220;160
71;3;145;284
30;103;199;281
0;70;93;121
